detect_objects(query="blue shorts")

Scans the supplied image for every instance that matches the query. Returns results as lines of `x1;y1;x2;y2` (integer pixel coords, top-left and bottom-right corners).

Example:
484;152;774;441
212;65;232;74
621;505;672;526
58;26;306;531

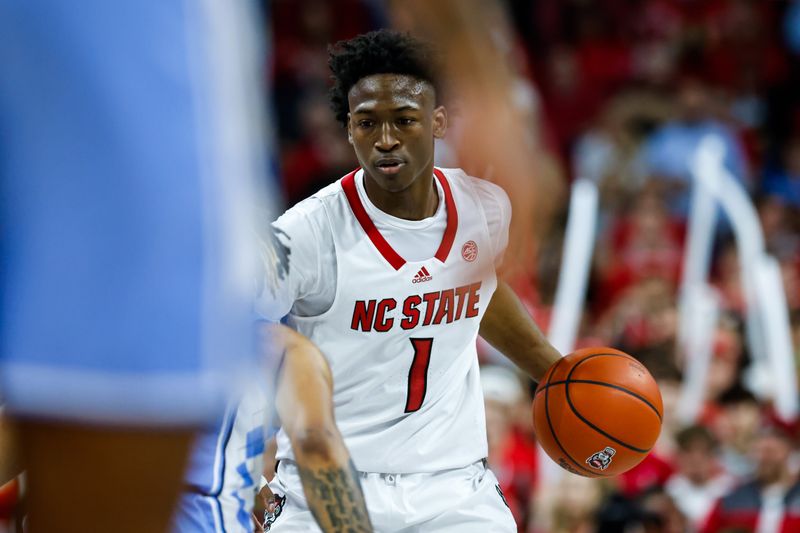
0;0;268;425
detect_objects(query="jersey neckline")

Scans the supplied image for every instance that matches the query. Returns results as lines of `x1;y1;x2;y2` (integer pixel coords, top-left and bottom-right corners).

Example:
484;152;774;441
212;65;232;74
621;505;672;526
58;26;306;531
341;167;458;270
355;169;446;230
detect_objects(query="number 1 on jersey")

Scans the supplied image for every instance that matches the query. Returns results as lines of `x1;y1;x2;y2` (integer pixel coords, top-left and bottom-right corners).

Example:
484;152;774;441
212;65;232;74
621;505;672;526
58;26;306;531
405;338;433;413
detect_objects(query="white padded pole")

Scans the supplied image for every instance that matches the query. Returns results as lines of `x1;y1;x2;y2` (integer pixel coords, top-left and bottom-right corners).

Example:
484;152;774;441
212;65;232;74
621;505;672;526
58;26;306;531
547;178;599;354
753;255;799;421
676;284;721;425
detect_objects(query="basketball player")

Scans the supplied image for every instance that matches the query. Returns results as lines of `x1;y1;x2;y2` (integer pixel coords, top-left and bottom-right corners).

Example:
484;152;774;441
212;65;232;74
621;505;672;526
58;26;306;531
0;1;266;531
173;323;372;533
258;30;562;531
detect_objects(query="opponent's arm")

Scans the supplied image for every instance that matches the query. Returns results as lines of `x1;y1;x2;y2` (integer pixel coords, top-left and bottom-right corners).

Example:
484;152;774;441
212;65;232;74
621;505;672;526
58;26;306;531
267;325;373;533
396;0;563;277
397;2;563;379
479;281;562;381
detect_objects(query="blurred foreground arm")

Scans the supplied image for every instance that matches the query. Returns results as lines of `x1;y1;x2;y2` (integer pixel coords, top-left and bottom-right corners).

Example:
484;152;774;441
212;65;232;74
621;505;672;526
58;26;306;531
266;325;372;533
396;0;564;277
480;282;562;381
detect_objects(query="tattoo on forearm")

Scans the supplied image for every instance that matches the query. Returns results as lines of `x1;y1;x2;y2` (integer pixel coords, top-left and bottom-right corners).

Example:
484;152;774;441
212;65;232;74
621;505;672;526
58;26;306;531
297;459;372;533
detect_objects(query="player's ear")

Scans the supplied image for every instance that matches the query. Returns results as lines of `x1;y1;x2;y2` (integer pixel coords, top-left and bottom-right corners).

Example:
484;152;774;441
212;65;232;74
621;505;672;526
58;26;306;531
346;114;354;145
432;106;447;139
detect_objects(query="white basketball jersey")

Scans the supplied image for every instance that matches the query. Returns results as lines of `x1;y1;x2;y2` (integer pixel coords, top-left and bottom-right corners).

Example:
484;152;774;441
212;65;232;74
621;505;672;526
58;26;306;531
275;168;502;473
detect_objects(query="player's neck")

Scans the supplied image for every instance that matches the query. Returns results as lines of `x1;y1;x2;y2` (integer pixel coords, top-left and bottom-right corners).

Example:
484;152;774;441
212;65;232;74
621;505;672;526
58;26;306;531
363;168;438;221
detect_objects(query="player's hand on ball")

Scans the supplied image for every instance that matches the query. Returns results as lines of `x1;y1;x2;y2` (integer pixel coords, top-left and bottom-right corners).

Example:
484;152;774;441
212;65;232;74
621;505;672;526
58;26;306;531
532;347;663;477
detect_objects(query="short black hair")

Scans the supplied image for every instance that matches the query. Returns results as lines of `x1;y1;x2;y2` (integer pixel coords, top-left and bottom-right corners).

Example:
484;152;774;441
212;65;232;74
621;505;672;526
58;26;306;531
328;29;441;127
675;425;718;452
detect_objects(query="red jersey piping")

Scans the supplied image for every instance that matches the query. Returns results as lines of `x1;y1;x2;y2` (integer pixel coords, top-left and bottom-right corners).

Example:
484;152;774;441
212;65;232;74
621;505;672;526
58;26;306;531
341;168;458;270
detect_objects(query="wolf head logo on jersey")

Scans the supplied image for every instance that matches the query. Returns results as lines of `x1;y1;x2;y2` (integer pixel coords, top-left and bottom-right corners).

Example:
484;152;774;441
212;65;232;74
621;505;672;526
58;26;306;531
461;240;478;262
586;446;616;470
256;225;291;298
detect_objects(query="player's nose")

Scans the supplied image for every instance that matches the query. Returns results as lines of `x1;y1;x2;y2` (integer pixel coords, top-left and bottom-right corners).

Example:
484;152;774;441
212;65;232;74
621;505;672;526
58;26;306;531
375;123;399;151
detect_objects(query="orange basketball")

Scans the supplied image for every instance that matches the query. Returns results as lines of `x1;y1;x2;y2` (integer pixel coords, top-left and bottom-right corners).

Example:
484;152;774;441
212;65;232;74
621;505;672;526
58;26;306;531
532;347;663;477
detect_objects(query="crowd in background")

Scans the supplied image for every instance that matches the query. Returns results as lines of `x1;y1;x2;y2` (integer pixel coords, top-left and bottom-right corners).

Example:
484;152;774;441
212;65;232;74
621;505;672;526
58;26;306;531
269;1;800;531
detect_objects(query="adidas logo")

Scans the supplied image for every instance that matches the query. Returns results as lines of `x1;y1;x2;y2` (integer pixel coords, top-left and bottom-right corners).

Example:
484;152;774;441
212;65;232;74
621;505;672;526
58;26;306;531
412;266;432;284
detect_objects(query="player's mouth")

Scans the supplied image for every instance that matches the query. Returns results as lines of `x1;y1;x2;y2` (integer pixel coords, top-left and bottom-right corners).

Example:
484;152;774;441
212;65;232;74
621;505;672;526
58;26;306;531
374;158;405;175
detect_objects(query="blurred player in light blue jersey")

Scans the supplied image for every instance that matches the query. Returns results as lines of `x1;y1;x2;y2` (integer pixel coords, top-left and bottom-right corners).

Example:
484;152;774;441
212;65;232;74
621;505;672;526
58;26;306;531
172;325;374;533
169;232;372;533
0;1;269;531
176;350;276;533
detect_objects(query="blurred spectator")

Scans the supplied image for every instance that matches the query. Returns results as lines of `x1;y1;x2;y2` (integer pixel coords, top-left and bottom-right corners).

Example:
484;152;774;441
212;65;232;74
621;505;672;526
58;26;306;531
619;452;676;502
702;322;746;410
713;240;746;314
641;76;750;217
572;89;670;219
637;486;690;533
482;365;538;532
665;425;734;530
594;486;688;533
595;188;685;309
533;473;609;533
594;278;678;352
639;488;687;533
701;422;800;532
710;390;762;480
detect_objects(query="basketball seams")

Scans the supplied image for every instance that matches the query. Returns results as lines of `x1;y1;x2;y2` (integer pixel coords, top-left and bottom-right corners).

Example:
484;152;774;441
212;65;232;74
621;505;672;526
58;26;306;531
543;357;603;477
564;354;652;455
535;380;663;422
534;352;663;420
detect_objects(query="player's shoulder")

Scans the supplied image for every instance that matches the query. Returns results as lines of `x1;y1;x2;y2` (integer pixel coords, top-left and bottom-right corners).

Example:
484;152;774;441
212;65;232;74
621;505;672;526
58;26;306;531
309;177;346;203
437;167;510;210
273;179;344;230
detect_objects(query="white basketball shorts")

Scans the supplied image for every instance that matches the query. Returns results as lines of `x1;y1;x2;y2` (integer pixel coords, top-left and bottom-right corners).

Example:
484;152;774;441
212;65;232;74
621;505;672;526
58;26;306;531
266;459;516;532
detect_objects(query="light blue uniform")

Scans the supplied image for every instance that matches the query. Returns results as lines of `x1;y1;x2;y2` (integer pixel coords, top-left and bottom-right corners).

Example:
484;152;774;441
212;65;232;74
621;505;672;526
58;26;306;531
0;0;266;425
173;315;284;533
174;381;277;533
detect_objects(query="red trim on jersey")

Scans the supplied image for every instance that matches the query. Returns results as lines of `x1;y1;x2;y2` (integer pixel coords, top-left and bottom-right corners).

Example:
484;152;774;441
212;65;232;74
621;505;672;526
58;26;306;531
341;168;459;270
433;168;458;263
342;170;406;270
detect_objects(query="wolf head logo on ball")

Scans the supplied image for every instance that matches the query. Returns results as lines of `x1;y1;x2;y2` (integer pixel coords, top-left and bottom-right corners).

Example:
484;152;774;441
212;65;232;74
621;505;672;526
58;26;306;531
586;447;616;470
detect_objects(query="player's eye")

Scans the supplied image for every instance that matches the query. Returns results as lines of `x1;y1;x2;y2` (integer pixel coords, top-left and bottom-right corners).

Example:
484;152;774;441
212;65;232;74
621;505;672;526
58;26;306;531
397;117;416;126
357;119;374;128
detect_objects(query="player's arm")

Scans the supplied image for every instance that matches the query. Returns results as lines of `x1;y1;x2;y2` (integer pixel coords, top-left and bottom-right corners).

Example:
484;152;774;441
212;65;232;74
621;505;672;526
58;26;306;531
479;281;562;381
397;0;560;274
266;324;373;533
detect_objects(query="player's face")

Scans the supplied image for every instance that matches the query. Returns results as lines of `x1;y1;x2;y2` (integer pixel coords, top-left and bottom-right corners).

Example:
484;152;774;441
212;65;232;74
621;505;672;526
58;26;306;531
347;74;446;193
